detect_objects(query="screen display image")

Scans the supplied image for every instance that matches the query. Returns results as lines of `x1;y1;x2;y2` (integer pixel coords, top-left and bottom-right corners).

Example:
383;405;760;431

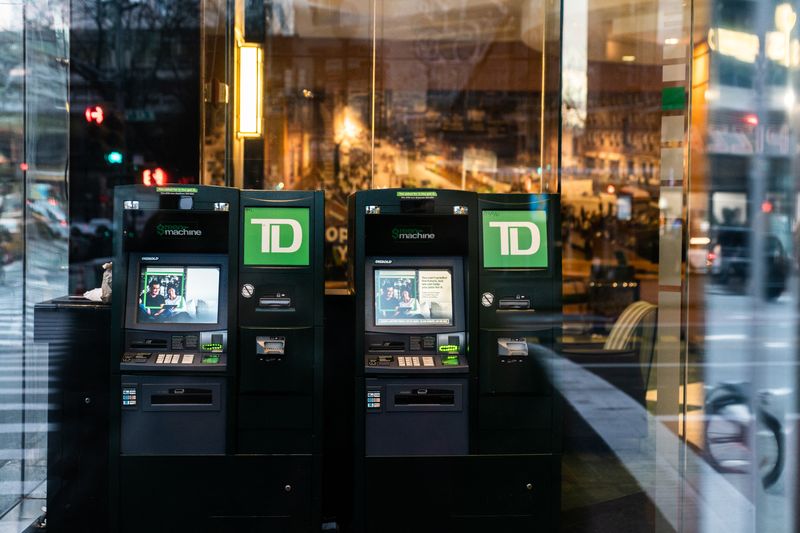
137;266;220;324
374;269;453;326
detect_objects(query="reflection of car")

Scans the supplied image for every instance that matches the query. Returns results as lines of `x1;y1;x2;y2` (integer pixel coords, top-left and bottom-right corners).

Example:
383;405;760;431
28;199;68;239
72;217;114;236
708;227;789;299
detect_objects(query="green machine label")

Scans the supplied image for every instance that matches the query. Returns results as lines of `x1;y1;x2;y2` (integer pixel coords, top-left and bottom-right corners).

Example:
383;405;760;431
243;207;310;266
482;210;548;269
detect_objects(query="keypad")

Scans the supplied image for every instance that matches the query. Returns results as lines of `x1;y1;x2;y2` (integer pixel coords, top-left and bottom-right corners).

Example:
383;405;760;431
395;356;433;368
152;353;197;364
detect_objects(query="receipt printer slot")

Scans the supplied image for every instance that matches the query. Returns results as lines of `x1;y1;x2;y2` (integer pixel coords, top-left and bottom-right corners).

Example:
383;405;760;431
258;297;292;308
498;298;530;310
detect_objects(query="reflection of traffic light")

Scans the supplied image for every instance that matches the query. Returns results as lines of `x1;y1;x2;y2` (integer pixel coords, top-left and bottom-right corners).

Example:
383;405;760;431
84;105;104;125
743;114;759;126
142;167;167;186
105;151;123;165
82;103;126;172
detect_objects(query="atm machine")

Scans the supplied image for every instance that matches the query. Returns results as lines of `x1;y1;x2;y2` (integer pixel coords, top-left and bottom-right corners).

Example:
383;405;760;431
110;184;238;531
348;189;561;532
348;189;478;531
110;185;324;532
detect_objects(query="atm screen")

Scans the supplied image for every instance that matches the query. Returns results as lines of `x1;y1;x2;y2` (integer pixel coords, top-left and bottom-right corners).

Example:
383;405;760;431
374;269;453;326
137;266;220;324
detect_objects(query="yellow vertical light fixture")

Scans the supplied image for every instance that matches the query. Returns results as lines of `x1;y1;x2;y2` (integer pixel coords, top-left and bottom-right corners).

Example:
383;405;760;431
237;42;263;138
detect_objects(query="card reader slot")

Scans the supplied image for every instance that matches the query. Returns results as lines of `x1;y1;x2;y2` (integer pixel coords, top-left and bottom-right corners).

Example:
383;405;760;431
131;339;167;349
150;389;213;405
394;389;455;406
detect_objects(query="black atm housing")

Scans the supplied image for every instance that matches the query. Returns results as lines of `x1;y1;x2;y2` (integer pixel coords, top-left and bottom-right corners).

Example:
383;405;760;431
235;190;325;530
348;189;562;532
110;185;324;532
110;185;240;532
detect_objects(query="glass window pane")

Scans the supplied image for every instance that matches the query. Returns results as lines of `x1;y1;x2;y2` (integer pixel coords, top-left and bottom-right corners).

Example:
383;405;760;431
374;0;558;193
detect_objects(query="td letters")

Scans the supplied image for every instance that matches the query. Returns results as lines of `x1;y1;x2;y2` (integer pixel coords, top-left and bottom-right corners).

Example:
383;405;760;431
251;218;302;253
488;221;540;256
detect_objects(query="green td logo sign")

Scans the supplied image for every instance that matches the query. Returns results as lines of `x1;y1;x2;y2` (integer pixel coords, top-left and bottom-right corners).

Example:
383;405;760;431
482;210;548;268
243;207;310;266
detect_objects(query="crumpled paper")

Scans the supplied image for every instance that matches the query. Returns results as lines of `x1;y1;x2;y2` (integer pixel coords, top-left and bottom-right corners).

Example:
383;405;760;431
82;262;113;303
82;287;103;302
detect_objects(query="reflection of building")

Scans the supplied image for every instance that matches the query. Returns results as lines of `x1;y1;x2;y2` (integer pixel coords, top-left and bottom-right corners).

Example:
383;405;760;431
68;0;203;289
581;78;661;191
224;1;560;280
69;0;202;208
562;62;662;194
694;1;796;250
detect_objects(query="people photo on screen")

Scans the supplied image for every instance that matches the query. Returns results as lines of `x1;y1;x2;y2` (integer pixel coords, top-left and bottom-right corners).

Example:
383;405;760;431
139;278;167;320
163;285;189;320
378;284;399;317
397;288;422;318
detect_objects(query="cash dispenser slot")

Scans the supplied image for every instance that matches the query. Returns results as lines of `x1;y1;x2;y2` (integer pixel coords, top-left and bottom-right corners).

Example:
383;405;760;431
395;388;455;406
256;336;286;361
497;338;529;357
151;388;214;405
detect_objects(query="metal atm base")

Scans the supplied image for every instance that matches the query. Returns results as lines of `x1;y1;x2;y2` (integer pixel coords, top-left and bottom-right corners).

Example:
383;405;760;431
118;455;317;533
362;454;559;533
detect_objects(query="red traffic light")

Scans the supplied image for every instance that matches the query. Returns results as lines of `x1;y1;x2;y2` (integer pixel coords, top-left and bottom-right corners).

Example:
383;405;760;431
84;105;105;125
142;167;168;186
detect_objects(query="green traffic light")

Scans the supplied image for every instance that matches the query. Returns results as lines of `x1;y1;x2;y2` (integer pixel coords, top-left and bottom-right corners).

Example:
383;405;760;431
105;151;123;164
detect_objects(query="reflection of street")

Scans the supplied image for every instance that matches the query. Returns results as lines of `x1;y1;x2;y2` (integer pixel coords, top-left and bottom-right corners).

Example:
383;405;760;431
694;282;796;531
372;142;517;192
0;238;66;513
702;283;795;388
408;160;459;189
0;260;39;512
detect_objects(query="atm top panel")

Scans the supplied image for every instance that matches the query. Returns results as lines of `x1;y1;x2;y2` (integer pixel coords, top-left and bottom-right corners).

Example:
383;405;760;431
122;209;229;253
116;185;239;254
116;184;239;210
